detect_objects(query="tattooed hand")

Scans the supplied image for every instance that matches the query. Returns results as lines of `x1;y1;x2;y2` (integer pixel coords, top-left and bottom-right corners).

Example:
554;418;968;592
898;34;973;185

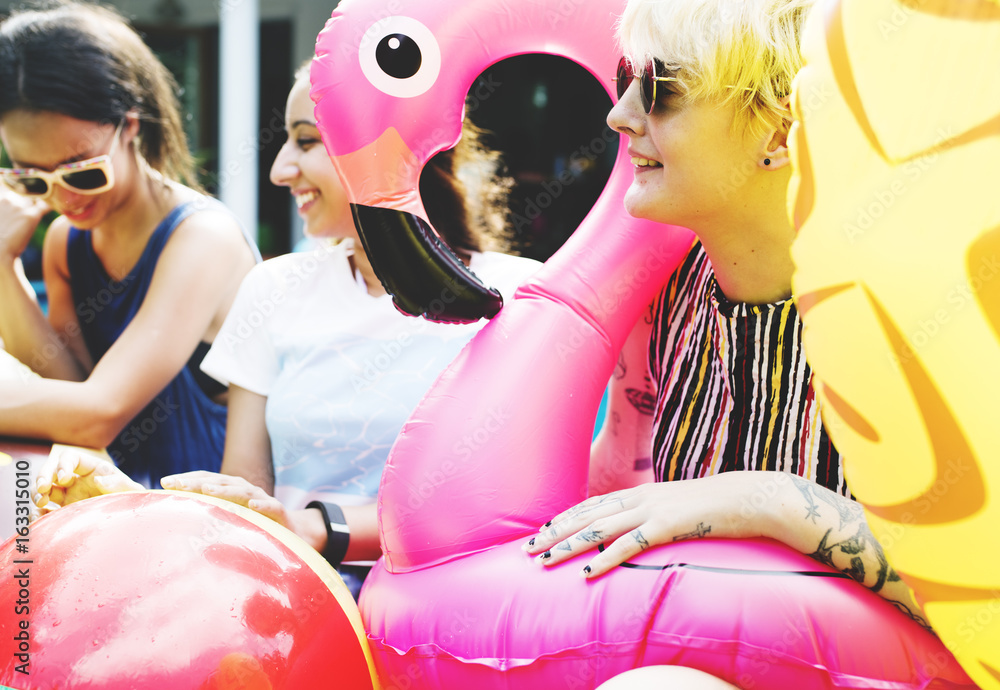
524;470;934;633
786;476;932;631
522;472;766;578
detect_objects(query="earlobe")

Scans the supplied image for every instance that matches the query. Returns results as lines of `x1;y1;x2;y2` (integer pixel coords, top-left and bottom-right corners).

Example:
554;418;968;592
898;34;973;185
760;146;790;170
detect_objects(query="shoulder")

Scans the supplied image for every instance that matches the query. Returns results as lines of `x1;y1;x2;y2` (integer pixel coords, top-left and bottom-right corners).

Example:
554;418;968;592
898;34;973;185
41;215;74;277
672;241;709;285
264;242;350;281
658;241;710;311
43;215;73;250
651;240;710;353
242;242;351;294
142;194;259;302
170;196;254;256
470;251;542;299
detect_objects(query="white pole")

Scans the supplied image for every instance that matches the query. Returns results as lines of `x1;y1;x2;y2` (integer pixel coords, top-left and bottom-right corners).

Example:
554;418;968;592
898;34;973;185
218;0;260;243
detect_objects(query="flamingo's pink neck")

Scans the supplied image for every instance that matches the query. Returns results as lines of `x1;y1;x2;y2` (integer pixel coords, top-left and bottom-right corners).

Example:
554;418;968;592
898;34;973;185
378;158;694;571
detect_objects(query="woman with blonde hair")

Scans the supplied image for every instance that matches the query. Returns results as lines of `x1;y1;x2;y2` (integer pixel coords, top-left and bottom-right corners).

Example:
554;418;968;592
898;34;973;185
526;0;930;632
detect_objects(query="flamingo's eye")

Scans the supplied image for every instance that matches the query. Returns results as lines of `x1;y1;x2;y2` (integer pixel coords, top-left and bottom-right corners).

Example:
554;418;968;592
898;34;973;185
359;16;441;98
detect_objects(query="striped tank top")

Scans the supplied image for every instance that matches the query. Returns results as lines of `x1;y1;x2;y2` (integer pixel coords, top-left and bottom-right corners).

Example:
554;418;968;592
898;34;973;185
649;242;848;496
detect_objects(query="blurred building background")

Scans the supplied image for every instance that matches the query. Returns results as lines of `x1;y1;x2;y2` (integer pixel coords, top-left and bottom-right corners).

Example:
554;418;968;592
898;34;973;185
0;0;616;262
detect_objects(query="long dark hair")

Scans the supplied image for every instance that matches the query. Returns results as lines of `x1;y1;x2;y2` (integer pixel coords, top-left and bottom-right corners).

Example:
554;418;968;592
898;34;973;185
0;1;199;188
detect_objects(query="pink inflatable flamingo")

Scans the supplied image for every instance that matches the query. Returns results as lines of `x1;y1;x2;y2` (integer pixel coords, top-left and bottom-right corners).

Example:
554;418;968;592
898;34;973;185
311;1;974;687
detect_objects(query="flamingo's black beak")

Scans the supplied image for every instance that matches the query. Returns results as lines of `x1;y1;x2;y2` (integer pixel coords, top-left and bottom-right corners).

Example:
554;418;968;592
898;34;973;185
352;204;503;324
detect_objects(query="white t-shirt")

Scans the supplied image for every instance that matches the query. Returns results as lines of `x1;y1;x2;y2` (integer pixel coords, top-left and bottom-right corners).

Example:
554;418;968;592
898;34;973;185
202;240;540;510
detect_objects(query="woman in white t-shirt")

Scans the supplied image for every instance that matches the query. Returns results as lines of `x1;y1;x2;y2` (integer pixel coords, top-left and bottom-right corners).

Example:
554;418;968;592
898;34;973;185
36;63;540;599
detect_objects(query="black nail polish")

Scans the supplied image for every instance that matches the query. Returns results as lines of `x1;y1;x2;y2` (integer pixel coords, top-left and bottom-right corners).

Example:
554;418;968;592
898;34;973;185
540;550;551;560
527;538;535;547
583;565;592;575
543;521;552;528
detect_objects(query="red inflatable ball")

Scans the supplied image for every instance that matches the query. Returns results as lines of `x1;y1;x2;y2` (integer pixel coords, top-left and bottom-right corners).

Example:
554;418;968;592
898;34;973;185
0;491;379;689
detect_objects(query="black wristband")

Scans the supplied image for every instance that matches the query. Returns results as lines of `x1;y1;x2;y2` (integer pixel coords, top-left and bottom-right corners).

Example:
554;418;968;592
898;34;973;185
306;500;350;568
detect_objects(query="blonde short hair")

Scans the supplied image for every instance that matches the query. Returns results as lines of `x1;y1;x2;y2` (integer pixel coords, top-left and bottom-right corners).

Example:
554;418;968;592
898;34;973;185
617;0;815;140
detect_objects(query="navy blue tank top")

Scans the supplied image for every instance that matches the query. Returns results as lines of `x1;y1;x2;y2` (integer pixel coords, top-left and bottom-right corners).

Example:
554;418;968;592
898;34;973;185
67;198;261;488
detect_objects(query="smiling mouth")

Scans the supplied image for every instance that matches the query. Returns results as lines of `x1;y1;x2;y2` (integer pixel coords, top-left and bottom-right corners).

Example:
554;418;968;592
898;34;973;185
631;157;662;168
295;190;318;208
64;202;94;218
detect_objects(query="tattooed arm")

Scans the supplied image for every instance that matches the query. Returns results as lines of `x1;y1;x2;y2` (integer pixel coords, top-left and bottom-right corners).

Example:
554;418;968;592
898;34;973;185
589;304;656;495
772;475;930;629
525;470;930;630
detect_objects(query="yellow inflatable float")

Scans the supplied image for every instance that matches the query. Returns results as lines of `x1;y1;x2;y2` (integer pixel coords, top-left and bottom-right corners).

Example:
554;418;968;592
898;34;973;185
789;0;1000;687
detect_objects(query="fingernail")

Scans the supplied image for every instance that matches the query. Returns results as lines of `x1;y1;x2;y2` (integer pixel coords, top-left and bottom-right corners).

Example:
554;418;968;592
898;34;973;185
160;478;176;488
582;565;592;577
203;484;219;494
527;538;535;547
543;521;552;528
539;551;551;561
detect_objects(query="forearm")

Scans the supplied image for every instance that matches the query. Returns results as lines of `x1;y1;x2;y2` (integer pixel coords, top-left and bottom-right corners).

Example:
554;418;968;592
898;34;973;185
0;263;84;380
12;257;37;306
0;377;126;447
589;310;656;495
295;502;382;563
590;422;654;495
763;473;930;630
218;386;274;494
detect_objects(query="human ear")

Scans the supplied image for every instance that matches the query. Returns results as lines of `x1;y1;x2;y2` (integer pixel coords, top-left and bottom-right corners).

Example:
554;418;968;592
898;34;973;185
122;110;141;147
758;96;792;170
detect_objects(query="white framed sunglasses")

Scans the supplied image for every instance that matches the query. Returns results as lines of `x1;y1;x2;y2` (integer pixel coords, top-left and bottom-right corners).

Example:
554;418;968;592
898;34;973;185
0;120;125;198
